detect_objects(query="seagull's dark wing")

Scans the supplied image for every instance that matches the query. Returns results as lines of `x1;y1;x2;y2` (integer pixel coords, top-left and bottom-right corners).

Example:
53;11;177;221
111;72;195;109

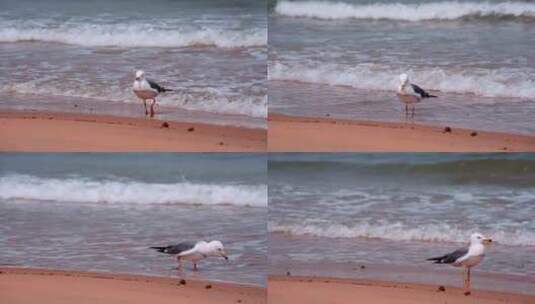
147;79;166;93
427;247;468;264
147;79;174;93
411;84;437;98
150;242;196;255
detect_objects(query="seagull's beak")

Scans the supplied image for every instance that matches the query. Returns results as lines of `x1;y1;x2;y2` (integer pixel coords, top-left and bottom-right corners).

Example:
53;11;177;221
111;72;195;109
220;251;229;260
483;237;493;244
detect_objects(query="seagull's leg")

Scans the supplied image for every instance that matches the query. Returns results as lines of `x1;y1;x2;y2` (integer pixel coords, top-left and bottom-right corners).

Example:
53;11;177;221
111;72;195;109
176;256;183;270
467;267;472;292
463;268;467;291
150;99;156;118
463;267;471;296
193;263;198;271
143;100;148;116
405;104;408;117
411;105;415;118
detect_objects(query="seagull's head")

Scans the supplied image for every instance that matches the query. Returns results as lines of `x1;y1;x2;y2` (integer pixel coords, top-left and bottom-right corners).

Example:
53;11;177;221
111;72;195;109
208;240;228;260
135;70;145;81
470;232;492;246
399;73;409;85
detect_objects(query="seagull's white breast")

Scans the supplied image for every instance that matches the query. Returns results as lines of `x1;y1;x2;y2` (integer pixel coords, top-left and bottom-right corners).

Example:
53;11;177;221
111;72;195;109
133;79;158;100
397;83;421;104
454;243;486;268
456;254;484;268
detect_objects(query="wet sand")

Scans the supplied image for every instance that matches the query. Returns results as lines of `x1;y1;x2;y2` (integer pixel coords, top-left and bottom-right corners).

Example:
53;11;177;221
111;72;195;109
0;110;266;152
268;275;534;304
268;114;535;152
0;268;266;304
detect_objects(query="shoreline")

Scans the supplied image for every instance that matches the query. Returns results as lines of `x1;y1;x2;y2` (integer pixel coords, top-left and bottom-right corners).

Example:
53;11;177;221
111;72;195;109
268;113;535;152
0;110;266;152
0;267;266;304
268;275;535;304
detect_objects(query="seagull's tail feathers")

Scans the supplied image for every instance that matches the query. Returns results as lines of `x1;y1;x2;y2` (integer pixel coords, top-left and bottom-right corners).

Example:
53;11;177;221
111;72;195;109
150;246;167;253
426;256;445;264
423;92;437;98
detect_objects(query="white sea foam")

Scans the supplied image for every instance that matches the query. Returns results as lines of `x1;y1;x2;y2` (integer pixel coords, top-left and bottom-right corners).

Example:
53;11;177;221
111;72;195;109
0;24;266;48
275;1;535;21
270;222;535;246
178;95;268;118
269;62;535;99
0;174;267;207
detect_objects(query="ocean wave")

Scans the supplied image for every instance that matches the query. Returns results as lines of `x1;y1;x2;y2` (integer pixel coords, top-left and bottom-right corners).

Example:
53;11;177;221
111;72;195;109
0;174;267;207
275;1;535;22
269;62;535;99
0;24;266;48
270;222;535;246
0;80;267;118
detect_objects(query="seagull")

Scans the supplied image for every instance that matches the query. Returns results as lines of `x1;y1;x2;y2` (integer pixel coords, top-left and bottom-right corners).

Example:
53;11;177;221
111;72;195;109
150;240;228;271
427;232;492;295
132;70;173;118
397;73;437;117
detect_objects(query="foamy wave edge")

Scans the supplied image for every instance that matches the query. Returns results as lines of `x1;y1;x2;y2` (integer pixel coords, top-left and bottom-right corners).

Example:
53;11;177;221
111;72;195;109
269;222;535;246
270;62;535;99
0;81;267;118
176;95;267;118
0;174;267;207
0;26;266;48
275;1;535;21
